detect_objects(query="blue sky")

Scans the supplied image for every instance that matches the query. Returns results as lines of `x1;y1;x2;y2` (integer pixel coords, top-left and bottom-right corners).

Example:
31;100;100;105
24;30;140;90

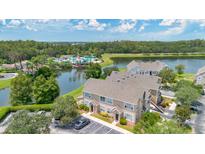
0;19;205;41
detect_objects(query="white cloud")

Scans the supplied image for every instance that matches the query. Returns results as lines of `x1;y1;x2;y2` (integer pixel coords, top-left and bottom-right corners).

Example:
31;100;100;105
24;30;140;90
7;19;22;28
191;19;205;27
0;19;6;25
34;19;52;24
74;20;88;30
25;25;38;32
74;19;107;31
158;20;187;35
159;19;177;26
138;25;145;32
88;19;106;31
112;19;137;33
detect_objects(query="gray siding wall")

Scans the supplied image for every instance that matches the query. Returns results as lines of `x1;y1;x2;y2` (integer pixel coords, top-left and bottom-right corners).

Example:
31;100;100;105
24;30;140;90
83;92;143;119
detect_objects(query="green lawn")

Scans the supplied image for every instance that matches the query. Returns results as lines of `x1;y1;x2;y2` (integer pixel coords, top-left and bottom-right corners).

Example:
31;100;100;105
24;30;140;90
116;123;134;133
0;79;12;90
101;53;205;67
119;68;127;72
176;73;195;81
91;113;114;123
63;85;84;99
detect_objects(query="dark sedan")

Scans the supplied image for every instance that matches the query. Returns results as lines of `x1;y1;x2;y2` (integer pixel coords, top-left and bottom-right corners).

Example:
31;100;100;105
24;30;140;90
74;118;90;130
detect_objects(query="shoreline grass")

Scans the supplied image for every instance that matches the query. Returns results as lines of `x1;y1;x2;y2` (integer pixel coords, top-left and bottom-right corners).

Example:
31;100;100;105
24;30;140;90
101;53;205;67
0;79;12;90
63;85;84;99
176;73;195;81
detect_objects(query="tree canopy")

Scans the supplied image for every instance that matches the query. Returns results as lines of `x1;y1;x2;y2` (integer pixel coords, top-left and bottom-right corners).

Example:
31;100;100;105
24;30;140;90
1;40;205;64
175;105;191;124
159;67;176;84
5;110;51;134
51;95;79;126
175;64;185;74
33;75;60;104
102;66;119;78
10;74;33;106
85;63;102;79
175;86;200;106
133;112;191;134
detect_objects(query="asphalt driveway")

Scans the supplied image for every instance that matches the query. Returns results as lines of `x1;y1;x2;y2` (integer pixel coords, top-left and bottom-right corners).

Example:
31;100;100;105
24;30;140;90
50;118;122;134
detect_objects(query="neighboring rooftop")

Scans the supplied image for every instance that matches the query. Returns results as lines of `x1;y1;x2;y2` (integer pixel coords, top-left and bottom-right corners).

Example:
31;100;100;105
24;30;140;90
127;60;166;72
84;71;161;105
196;66;205;76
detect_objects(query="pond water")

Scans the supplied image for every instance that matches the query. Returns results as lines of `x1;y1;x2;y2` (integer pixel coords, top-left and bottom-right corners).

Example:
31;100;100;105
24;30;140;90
112;58;205;73
0;69;86;106
1;58;205;106
57;69;86;95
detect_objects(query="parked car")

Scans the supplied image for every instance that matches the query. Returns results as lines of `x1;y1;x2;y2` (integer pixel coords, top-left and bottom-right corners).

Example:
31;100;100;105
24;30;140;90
190;101;203;113
74;118;90;130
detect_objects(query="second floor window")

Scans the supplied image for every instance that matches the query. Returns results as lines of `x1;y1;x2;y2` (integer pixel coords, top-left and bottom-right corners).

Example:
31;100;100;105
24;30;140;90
124;103;134;111
106;98;113;104
100;96;105;102
84;92;91;99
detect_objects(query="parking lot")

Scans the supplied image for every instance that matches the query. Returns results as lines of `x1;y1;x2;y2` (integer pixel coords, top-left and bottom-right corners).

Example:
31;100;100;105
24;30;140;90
50;118;122;134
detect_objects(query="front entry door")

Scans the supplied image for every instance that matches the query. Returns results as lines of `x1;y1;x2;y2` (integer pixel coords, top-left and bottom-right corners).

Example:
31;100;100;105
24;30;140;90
115;113;119;121
90;104;94;112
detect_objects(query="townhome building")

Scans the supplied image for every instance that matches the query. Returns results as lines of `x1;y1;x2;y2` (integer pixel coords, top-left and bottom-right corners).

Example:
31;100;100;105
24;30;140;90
195;66;205;90
83;71;161;125
127;60;166;75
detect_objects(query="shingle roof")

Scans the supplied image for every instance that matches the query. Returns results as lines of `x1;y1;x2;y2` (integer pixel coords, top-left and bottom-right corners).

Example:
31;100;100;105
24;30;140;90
196;66;205;76
107;71;161;91
84;71;161;105
127;60;166;72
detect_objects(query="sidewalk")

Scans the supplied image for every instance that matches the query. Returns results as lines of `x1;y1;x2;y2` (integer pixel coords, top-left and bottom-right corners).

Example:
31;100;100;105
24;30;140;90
82;113;133;134
163;102;176;119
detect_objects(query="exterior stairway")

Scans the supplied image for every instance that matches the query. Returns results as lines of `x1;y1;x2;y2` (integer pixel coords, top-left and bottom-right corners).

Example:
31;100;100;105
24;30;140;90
150;96;164;113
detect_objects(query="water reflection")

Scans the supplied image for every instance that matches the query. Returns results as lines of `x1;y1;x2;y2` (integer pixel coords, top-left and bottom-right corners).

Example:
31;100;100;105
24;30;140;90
0;69;86;106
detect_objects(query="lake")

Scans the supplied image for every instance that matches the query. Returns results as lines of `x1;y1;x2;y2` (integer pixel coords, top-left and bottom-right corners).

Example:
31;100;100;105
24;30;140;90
112;58;205;73
0;69;86;106
1;58;205;106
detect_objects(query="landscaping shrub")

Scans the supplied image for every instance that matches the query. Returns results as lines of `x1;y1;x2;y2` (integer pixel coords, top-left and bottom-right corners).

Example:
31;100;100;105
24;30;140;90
100;112;109;117
161;97;172;108
9;104;53;112
79;104;89;112
120;117;127;125
0;104;53;122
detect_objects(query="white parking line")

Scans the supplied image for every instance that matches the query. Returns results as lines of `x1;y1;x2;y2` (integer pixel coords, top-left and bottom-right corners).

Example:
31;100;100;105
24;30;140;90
92;125;104;133
82;113;133;134
106;128;113;134
78;122;95;133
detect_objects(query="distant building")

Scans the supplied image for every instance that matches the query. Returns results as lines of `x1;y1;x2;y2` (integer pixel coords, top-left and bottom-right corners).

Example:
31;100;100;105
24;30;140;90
1;63;16;69
127;60;166;76
195;66;205;86
83;71;162;125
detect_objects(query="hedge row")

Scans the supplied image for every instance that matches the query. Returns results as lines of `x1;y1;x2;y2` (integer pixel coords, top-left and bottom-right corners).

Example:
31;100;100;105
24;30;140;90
0;104;53;122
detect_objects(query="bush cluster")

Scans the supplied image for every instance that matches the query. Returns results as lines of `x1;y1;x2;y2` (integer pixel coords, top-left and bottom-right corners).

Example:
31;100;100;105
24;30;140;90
78;104;89;112
100;112;109;117
120;117;127;125
0;104;53;122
